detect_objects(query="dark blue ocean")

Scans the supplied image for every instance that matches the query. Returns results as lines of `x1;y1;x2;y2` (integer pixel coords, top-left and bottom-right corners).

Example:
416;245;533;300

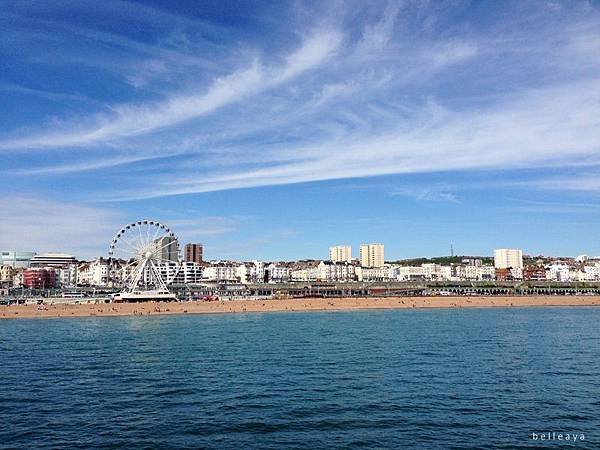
1;307;599;449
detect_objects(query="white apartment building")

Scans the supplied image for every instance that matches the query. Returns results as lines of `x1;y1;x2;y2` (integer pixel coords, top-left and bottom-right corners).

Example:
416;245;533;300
237;260;265;283
12;271;23;288
77;258;122;287
289;261;358;282
546;264;572;282
266;263;292;283
159;261;203;285
57;264;78;287
582;264;600;281
329;245;352;263
463;265;496;281
1;265;15;283
421;263;452;281
494;249;523;269
360;243;384;268
203;262;239;282
291;262;321;282
357;265;393;282
510;267;524;280
318;261;357;282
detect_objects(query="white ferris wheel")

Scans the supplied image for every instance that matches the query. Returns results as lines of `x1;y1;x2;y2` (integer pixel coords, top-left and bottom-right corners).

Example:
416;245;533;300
108;220;181;295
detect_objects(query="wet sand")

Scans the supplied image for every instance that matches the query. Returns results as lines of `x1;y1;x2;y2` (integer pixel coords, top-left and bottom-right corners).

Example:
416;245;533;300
1;296;599;319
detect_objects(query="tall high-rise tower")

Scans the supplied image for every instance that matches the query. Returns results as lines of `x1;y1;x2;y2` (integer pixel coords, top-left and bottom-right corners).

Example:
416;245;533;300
329;245;352;263
494;248;523;269
185;243;203;264
359;243;384;268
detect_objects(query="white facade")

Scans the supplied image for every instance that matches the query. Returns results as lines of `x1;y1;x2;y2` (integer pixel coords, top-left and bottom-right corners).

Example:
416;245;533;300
203;262;239;282
395;266;425;281
583;264;600;281
291;263;320;282
463;265;496;281
421;263;452;281
356;266;396;281
329;245;352;263
1;265;15;283
237;260;265;283
546;264;572;282
494;249;523;269
57;264;78;287
359;243;385;268
266;264;292;283
77;258;122;287
159;261;203;284
357;265;392;282
318;261;357;282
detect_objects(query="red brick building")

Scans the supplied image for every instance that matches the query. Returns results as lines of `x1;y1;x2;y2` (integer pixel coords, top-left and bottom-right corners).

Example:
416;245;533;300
184;243;203;264
495;268;513;281
23;268;56;289
523;266;546;281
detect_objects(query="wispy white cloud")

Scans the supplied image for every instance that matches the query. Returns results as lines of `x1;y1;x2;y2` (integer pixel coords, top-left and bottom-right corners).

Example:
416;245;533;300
0;28;342;150
505;198;600;214
1;0;600;206
109;78;600;199
389;187;460;203
526;173;600;193
355;3;400;54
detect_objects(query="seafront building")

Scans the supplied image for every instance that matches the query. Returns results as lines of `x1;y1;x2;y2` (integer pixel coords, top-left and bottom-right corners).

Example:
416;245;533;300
0;265;15;283
23;268;57;289
360;244;385;268
4;240;600;290
0;251;36;268
329;246;352;263
154;236;178;262
266;263;293;282
203;261;239;282
185;243;204;264
77;258;121;287
30;253;77;267
494;249;523;269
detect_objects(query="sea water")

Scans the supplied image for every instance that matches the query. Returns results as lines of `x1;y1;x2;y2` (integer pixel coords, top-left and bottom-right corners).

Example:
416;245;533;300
1;307;599;449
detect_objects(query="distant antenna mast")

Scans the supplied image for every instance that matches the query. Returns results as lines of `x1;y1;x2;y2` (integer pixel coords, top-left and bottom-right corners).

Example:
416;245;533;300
450;242;454;257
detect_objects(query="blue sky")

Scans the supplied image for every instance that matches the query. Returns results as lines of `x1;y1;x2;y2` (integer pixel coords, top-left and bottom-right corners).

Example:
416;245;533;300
1;0;600;260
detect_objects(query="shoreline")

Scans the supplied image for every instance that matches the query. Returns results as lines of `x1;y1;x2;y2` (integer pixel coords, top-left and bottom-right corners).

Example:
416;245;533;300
2;295;600;319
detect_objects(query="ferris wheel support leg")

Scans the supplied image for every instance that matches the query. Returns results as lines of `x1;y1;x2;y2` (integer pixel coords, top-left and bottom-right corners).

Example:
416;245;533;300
149;259;169;292
129;258;147;293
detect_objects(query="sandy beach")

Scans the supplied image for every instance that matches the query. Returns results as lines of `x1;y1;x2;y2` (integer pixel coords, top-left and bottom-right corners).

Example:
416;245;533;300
1;295;600;319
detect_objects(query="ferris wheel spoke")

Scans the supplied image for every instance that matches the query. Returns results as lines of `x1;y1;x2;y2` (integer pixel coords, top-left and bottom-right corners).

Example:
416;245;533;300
151;225;162;243
121;260;138;272
154;237;178;254
119;247;138;258
120;236;142;254
153;231;171;246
